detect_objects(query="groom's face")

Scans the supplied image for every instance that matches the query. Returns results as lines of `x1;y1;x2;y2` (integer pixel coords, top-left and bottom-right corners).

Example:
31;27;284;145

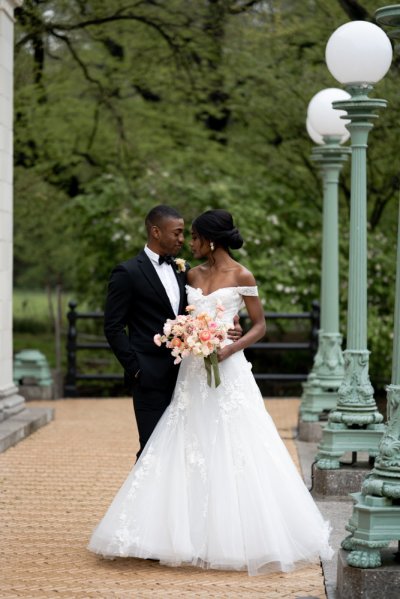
156;217;185;256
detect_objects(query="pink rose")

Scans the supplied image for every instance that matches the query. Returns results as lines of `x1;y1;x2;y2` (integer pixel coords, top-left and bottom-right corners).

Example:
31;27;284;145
154;334;162;346
199;330;211;342
170;338;182;348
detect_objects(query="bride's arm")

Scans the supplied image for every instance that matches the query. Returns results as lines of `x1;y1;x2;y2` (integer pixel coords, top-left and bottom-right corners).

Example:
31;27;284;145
217;274;266;363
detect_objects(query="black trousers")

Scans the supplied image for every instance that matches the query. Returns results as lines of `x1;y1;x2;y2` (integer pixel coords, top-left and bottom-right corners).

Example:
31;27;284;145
132;382;175;461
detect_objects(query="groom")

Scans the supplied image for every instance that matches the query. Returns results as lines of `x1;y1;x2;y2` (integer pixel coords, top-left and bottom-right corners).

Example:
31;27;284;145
104;205;187;460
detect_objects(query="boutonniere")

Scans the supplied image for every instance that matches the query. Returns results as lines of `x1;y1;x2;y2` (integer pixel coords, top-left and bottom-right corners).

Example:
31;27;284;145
174;258;186;273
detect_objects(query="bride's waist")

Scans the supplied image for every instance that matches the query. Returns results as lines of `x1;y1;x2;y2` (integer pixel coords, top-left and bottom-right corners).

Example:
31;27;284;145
223;338;234;347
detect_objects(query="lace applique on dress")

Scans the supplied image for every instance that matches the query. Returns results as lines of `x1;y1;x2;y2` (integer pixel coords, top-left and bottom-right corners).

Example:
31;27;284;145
166;377;190;427
237;286;258;297
112;446;157;553
185;435;207;483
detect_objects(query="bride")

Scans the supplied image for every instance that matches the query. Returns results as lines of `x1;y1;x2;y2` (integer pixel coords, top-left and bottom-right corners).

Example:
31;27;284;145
88;209;333;576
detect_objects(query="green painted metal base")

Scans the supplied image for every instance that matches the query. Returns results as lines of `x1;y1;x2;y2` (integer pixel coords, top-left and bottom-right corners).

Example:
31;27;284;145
13;349;53;387
317;350;385;469
300;379;339;422
342;492;400;568
316;426;384;469
339;386;400;568
316;350;385;468
363;385;400;497
300;332;344;421
310;331;344;382
335;350;381;424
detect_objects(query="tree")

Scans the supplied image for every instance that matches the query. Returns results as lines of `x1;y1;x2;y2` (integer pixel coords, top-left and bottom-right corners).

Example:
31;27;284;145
13;0;400;387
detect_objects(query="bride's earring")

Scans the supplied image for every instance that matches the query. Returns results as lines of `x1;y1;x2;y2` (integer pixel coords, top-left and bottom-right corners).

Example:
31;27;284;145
210;241;215;252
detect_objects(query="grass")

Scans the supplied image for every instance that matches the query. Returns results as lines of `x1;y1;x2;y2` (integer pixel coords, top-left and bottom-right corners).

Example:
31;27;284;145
13;289;120;389
14;290;52;332
13;288;78;361
13;288;84;330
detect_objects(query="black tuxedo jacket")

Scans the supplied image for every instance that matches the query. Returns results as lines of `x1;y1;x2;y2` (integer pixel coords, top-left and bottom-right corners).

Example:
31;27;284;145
104;250;187;391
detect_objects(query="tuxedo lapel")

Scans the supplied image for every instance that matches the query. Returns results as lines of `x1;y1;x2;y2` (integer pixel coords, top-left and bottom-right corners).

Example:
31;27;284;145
137;250;175;317
173;268;187;315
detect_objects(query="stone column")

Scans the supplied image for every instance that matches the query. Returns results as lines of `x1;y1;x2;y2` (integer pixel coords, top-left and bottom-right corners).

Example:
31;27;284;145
0;0;24;421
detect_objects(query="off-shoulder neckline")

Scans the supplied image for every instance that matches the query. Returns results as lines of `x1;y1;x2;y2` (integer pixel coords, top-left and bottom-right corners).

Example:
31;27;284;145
185;284;257;298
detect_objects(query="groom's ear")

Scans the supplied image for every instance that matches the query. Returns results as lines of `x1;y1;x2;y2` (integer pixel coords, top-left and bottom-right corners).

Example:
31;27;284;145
151;225;161;240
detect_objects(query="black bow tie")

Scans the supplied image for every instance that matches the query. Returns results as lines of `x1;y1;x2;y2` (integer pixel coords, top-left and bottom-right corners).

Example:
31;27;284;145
158;254;173;266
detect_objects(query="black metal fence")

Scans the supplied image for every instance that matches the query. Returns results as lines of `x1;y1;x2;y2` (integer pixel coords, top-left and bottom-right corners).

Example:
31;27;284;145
64;300;320;397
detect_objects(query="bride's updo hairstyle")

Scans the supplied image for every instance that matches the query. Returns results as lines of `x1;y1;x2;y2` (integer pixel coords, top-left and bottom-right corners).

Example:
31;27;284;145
192;209;243;251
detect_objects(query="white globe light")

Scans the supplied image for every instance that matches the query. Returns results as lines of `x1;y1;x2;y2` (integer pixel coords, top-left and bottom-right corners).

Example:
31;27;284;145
307;88;351;142
306;118;324;145
326;21;393;85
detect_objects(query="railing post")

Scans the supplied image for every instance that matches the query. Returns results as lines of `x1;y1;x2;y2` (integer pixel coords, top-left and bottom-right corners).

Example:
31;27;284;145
64;300;78;397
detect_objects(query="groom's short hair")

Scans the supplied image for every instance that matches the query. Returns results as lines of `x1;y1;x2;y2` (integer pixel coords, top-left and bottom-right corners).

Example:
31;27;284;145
145;205;182;233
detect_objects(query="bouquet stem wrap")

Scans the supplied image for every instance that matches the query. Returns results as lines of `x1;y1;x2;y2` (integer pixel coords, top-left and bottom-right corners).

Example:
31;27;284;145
204;353;221;387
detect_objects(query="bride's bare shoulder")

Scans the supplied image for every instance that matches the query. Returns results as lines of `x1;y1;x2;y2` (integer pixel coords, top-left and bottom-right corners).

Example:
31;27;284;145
187;264;207;285
235;265;257;287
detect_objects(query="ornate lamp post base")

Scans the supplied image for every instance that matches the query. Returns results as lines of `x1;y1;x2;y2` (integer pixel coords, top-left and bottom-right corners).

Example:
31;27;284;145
339;385;400;567
316;349;385;468
316;430;383;470
300;331;344;422
342;494;400;568
341;490;400;568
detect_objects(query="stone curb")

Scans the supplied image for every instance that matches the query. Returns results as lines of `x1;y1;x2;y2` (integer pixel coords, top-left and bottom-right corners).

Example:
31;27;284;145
295;438;352;599
0;406;54;453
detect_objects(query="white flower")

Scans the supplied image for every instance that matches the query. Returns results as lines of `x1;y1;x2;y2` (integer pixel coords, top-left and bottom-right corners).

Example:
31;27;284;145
163;322;172;336
174;258;186;273
267;214;279;226
186;335;196;347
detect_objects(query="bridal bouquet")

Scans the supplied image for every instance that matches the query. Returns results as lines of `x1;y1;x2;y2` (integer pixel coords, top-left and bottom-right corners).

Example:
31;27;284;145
154;302;228;387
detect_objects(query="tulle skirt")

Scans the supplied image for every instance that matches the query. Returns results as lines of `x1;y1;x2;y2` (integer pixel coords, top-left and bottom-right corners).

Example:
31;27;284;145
88;350;333;576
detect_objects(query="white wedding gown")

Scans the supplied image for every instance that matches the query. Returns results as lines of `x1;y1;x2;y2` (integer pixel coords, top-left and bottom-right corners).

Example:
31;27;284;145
88;285;333;575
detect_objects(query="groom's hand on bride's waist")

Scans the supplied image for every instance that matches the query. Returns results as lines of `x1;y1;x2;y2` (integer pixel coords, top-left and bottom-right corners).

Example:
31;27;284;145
227;314;242;342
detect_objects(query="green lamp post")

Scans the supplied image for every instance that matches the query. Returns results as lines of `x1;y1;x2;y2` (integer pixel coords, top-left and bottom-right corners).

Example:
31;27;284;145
300;89;351;424
316;20;392;469
338;4;400;570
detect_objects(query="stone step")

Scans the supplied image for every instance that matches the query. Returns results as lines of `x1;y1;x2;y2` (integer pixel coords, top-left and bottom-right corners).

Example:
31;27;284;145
0;407;54;453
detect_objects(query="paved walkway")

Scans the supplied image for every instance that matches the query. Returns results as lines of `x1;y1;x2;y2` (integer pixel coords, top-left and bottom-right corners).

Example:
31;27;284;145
0;398;326;598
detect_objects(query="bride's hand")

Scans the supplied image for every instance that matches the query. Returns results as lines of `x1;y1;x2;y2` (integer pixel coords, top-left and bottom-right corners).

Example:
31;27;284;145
217;345;234;363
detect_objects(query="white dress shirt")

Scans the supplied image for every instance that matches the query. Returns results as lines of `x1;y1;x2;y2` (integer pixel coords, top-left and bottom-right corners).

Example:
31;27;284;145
144;245;181;315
